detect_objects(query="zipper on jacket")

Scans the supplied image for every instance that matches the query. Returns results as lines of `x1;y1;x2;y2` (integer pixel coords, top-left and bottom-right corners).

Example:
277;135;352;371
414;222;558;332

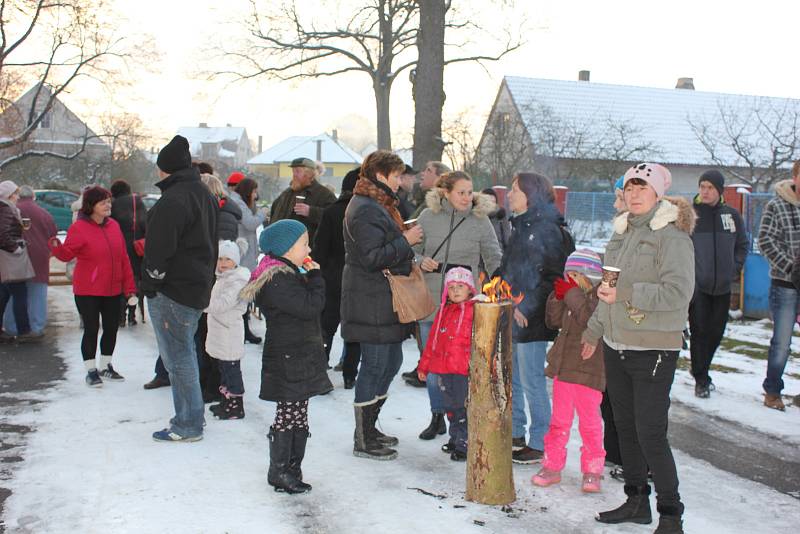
652;352;662;377
712;206;718;293
101;223;116;295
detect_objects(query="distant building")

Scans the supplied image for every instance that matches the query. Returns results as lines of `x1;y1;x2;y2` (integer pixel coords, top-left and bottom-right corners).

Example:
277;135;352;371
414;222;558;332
248;132;362;191
176;123;253;174
0;84;110;167
477;74;800;192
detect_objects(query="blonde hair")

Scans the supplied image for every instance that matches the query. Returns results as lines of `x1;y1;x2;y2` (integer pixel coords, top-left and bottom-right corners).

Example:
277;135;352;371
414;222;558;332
435;170;472;192
201;173;225;198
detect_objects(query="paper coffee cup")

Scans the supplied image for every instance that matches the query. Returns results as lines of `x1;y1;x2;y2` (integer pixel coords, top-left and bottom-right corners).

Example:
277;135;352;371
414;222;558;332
295;195;306;202
127;296;138;306
21;217;31;230
601;266;621;288
403;218;418;226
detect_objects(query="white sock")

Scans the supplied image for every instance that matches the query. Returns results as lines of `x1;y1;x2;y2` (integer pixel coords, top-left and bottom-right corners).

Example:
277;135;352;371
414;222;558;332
84;359;97;372
100;355;112;369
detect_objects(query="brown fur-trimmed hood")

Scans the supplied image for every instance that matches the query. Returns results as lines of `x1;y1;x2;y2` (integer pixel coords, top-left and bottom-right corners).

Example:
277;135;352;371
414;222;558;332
774;179;800;207
424;189;495;218
239;257;295;302
613;196;696;235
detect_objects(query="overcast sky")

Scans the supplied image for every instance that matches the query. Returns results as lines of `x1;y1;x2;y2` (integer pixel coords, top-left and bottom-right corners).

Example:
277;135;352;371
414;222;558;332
63;0;800;154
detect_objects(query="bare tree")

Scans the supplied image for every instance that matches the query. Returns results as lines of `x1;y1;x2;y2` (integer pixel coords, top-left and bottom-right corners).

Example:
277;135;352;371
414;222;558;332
473;108;535;189
0;0;148;169
412;0;523;168
441;109;480;176
689;98;800;191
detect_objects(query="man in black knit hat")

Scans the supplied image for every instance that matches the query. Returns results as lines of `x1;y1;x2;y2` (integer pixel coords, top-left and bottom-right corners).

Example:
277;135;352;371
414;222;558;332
142;135;219;442
689;169;748;398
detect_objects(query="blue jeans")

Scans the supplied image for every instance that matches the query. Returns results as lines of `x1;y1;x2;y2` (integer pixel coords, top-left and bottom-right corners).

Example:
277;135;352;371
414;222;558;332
763;284;800;395
512;341;551;450
219;360;244;396
148;294;204;438
0;282;30;335
419;320;445;413
354;342;403;404
439;374;468;453
3;282;46;334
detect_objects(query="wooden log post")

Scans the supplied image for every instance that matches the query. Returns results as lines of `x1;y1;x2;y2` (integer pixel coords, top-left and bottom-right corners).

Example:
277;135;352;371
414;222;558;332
466;301;516;505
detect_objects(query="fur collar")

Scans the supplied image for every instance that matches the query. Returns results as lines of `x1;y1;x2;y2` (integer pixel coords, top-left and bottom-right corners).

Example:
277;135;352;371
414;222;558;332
613;196;696;235
239;255;295;301
774;179;800;207
424;189;495;218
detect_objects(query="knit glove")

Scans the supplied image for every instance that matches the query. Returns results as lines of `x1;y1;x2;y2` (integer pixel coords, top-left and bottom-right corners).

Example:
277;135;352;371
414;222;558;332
553;276;578;300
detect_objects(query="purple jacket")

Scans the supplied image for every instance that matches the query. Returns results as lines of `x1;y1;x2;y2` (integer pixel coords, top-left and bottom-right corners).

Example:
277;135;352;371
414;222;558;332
16;198;57;284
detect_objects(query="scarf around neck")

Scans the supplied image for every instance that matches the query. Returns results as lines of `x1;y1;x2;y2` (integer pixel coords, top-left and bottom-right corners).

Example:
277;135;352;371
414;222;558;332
353;177;406;230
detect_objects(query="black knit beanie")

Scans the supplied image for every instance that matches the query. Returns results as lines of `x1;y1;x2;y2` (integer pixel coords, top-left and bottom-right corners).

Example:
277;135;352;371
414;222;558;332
157;135;192;174
699;169;725;196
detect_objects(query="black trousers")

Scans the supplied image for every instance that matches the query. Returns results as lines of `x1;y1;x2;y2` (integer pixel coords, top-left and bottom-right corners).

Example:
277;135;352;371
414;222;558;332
604;342;682;509
74;295;122;361
689;291;730;387
601;389;622;465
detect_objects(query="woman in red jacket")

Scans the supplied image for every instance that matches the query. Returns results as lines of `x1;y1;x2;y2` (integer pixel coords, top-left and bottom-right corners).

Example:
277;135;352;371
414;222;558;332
50;186;136;387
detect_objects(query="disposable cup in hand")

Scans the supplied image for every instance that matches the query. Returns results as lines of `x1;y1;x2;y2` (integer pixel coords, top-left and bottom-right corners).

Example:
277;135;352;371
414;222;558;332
601;266;621;288
404;218;418;227
21;218;31;230
295;195;306;202
127;296;138;306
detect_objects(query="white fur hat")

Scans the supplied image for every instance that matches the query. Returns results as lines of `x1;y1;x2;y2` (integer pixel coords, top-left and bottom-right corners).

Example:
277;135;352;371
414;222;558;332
218;238;249;266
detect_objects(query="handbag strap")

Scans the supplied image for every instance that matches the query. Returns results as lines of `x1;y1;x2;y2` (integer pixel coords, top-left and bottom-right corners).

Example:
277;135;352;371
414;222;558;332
429;216;467;259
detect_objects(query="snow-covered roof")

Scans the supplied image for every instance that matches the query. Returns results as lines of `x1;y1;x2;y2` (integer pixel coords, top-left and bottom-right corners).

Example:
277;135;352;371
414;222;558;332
176;126;246;156
504;76;800;166
248;133;362;165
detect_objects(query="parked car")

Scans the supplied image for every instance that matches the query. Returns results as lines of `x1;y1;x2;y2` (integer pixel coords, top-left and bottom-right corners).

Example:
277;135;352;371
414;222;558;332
142;194;160;210
35;189;80;231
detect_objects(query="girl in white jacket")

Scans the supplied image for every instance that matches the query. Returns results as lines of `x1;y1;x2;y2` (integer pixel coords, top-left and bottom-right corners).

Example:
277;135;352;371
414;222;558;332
206;240;251;419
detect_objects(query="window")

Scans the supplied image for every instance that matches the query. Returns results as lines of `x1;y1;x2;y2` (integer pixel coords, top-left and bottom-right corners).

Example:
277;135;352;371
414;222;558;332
39;110;51;128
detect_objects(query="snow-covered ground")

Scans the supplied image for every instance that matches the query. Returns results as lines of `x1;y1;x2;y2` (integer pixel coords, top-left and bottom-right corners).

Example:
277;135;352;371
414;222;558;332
1;286;798;533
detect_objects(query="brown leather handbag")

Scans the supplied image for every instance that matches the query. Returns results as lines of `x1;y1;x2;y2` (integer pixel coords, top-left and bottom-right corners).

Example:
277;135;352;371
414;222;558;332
383;261;436;323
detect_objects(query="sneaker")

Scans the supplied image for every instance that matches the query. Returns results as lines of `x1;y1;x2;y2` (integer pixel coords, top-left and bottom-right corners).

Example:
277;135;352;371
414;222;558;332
609;465;624;482
401;367;418;381
404;375;426;388
512;446;544;464
512;436;526;450
99;364;125;381
152;429;202;443
531;467;561;487
582;473;602;493
694;383;710;398
441;441;455;454
764;393;785;411
85;370;103;387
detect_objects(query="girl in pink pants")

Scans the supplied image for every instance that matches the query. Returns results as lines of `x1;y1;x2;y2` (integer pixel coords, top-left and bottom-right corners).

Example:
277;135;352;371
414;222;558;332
533;249;606;493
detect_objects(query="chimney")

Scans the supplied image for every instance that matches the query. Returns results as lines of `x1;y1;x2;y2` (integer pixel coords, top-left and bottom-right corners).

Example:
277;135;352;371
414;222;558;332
315;139;323;162
578;70;590;82
676;77;695;90
332;129;338;142
199;122;208;128
258;135;263;153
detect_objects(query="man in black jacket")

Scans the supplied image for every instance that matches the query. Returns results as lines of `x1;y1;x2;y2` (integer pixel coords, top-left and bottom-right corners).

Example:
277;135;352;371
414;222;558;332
689;170;748;398
142;135;219;442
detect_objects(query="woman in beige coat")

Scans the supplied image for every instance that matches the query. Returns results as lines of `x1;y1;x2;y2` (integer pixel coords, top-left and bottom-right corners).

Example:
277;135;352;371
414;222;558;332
408;171;502;440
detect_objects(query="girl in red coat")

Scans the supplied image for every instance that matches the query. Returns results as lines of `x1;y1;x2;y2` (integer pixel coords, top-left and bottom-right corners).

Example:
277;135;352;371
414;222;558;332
50;186;136;387
417;267;478;461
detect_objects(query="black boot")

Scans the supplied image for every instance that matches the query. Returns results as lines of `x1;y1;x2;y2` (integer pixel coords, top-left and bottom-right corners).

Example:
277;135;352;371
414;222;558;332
353;404;397;460
373;397;399;446
654;504;684;534
596;484;652;524
418;412;446;440
215;396;245;420
243;313;262;344
288;428;312;492
127;305;137;326
267;427;310;494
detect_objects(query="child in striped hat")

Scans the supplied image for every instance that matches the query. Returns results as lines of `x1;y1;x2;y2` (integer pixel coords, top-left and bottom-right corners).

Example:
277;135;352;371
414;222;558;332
533;248;606;493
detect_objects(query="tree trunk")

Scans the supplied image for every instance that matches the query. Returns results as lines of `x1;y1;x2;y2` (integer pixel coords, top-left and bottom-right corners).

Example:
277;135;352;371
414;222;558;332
412;0;446;168
466;301;516;505
375;76;393;150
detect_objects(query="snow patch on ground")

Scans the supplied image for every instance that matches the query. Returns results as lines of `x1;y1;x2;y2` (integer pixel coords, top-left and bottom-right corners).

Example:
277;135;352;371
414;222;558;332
1;286;798;533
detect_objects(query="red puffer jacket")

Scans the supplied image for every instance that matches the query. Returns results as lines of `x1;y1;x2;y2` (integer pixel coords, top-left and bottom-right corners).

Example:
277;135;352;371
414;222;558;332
51;214;135;297
418;300;474;377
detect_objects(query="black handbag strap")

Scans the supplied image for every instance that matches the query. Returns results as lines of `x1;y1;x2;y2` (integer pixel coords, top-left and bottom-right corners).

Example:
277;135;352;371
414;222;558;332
429;216;467;259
